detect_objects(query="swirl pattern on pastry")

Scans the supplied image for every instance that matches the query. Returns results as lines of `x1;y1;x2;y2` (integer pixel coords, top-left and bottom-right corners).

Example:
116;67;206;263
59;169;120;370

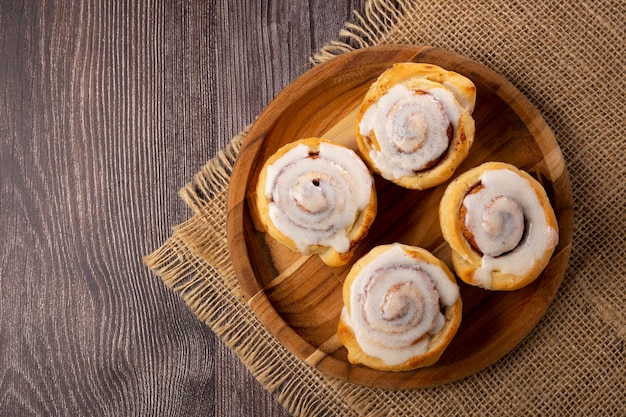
338;244;462;371
356;63;476;190
440;162;559;290
256;138;377;267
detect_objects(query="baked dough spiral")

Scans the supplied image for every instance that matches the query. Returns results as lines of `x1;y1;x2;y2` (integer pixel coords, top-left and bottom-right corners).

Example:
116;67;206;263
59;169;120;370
356;63;476;189
439;162;559;290
255;138;377;267
338;243;462;371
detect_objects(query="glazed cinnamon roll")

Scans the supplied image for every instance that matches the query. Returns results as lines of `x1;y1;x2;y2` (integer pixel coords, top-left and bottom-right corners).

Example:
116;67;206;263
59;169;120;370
356;63;476;189
255;138;377;267
337;243;462;371
439;162;559;290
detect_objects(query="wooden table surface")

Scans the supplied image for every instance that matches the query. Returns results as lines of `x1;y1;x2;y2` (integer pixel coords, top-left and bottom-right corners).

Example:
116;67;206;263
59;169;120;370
1;1;366;415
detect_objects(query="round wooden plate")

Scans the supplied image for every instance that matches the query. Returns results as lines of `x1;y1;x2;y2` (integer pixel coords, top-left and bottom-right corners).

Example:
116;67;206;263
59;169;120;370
226;45;573;389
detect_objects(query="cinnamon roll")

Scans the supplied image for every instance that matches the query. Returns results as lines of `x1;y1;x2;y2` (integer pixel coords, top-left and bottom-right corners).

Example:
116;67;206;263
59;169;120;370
337;243;462;371
255;138;377;267
356;63;476;189
439;162;559;290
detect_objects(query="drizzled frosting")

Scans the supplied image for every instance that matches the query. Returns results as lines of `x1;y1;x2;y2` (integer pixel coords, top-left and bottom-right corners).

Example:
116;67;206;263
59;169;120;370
342;244;459;366
358;84;461;180
264;141;373;254
461;168;559;288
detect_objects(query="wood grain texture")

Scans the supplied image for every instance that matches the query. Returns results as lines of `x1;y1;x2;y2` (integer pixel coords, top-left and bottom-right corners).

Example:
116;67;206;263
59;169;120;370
0;0;366;415
227;46;574;388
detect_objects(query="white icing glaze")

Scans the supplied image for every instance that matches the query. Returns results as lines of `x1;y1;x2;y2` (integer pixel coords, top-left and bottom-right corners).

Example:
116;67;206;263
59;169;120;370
465;195;525;257
462;169;559;288
264;142;373;254
344;244;459;366
359;84;462;180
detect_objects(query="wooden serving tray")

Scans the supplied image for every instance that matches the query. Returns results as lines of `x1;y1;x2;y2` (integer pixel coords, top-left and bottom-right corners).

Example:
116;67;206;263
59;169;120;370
226;45;573;389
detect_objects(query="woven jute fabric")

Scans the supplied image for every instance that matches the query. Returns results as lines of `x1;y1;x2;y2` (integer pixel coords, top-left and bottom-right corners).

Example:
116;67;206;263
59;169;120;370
145;0;625;415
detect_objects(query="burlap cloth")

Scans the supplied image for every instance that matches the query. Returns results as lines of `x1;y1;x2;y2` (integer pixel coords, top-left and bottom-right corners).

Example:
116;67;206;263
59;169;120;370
145;1;625;415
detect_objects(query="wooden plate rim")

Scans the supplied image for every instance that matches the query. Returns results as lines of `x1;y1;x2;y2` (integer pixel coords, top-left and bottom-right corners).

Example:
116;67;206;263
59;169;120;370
226;45;573;389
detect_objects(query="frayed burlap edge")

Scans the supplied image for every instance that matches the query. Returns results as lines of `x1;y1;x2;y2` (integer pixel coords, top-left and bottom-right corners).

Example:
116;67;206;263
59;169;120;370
311;0;409;63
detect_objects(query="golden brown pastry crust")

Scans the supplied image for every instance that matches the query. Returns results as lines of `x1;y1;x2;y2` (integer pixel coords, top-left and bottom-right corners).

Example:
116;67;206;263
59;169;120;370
439;162;559;290
337;244;462;371
356;62;476;190
255;137;377;267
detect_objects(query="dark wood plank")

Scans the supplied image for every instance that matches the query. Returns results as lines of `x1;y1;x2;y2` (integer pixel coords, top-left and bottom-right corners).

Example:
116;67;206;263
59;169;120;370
0;0;366;415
